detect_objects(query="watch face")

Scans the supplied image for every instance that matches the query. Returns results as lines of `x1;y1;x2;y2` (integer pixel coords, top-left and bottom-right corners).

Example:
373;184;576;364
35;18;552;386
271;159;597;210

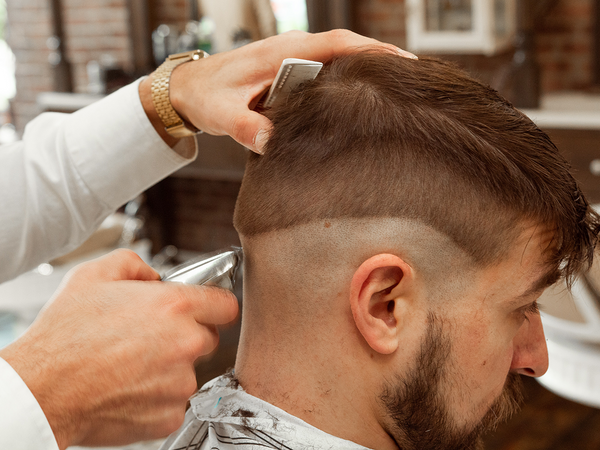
191;50;205;60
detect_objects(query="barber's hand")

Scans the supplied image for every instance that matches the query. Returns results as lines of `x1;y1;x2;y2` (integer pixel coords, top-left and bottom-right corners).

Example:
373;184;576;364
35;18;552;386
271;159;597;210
0;249;238;450
140;29;415;153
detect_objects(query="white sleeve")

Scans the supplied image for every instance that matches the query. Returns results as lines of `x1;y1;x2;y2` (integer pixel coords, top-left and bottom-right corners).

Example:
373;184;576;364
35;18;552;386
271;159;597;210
0;358;59;450
0;78;197;283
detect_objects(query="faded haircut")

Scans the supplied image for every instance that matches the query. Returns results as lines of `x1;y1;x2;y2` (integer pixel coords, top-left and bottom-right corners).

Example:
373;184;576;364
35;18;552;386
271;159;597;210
234;50;600;283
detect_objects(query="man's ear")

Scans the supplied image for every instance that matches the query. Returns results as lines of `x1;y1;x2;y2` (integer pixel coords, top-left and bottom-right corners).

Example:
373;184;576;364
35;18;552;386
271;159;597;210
349;254;414;355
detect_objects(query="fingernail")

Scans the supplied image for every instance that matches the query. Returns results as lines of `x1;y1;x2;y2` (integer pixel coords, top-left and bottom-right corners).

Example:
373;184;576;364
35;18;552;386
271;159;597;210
254;129;269;155
397;47;418;60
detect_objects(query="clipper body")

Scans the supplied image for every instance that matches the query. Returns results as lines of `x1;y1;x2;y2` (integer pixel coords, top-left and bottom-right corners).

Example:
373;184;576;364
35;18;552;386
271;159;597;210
161;247;243;292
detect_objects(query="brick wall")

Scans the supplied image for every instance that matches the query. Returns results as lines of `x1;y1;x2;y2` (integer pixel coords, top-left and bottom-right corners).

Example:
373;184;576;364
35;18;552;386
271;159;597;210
6;0;190;132
63;0;131;94
5;0;54;132
166;177;241;253
145;177;242;254
536;0;594;92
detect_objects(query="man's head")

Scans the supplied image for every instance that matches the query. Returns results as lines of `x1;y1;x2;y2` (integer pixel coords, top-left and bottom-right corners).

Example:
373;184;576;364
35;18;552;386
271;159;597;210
233;51;600;450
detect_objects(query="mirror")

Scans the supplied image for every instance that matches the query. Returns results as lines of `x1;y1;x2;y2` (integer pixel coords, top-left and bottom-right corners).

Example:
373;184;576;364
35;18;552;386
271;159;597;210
425;0;473;32
406;0;516;55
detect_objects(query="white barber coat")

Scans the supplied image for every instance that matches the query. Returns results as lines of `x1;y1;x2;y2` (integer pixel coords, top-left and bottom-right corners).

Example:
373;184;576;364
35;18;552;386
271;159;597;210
0;79;197;450
160;374;371;450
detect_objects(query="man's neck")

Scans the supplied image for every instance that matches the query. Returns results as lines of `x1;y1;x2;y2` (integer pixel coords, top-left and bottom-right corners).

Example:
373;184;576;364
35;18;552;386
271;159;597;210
234;311;399;450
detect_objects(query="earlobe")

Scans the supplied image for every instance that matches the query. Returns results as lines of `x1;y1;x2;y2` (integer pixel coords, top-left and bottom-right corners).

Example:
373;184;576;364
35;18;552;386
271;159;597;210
349;254;414;355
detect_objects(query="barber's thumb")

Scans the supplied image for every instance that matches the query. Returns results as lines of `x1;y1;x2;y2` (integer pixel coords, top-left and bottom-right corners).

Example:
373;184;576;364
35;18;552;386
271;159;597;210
190;285;239;325
231;110;272;155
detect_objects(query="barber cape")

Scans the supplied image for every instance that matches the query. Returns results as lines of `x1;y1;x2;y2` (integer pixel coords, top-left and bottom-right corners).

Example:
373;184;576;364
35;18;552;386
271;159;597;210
159;374;370;450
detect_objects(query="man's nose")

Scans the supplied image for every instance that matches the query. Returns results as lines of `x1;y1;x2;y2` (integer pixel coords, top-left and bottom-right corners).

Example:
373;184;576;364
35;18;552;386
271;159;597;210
510;313;549;377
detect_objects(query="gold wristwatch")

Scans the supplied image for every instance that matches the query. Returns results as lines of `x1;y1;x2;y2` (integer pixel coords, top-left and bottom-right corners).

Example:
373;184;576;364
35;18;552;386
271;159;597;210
151;49;208;138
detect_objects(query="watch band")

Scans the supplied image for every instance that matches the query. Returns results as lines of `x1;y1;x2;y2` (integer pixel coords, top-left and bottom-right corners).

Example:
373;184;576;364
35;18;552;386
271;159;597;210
151;49;208;138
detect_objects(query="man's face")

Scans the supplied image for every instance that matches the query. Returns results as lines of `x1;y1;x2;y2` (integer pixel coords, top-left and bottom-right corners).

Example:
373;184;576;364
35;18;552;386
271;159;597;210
380;224;553;449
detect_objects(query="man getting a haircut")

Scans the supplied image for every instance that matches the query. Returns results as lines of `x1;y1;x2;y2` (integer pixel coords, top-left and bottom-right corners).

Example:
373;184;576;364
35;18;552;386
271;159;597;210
161;51;600;450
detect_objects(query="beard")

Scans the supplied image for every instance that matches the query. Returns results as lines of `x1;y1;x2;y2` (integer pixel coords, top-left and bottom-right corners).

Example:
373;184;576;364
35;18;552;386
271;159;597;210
380;314;524;450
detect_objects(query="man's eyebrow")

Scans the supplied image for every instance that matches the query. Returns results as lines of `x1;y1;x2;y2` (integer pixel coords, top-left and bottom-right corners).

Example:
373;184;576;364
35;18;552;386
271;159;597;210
512;269;562;304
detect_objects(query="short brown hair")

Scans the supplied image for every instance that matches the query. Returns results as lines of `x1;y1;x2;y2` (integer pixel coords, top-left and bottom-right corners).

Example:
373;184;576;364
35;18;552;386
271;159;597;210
234;51;599;282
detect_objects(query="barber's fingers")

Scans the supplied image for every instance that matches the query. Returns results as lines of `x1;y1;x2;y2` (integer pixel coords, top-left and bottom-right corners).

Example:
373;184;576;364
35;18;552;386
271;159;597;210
155;282;239;325
193;323;220;358
183;284;239;325
276;29;417;62
70;248;161;282
229;109;273;154
66;251;239;324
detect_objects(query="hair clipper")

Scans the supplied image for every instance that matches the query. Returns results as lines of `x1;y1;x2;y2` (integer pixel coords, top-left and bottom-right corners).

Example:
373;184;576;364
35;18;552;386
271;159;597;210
161;246;243;292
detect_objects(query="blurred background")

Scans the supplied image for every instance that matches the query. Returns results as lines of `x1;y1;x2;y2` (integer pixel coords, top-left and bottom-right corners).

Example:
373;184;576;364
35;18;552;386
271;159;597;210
1;1;600;449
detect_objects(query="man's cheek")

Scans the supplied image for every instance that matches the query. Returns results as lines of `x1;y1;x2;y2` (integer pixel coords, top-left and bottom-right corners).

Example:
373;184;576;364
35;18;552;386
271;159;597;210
473;342;517;421
449;342;513;417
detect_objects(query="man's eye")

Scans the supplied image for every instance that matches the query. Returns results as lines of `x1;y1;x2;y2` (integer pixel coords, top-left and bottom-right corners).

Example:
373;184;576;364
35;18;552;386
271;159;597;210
520;301;540;318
